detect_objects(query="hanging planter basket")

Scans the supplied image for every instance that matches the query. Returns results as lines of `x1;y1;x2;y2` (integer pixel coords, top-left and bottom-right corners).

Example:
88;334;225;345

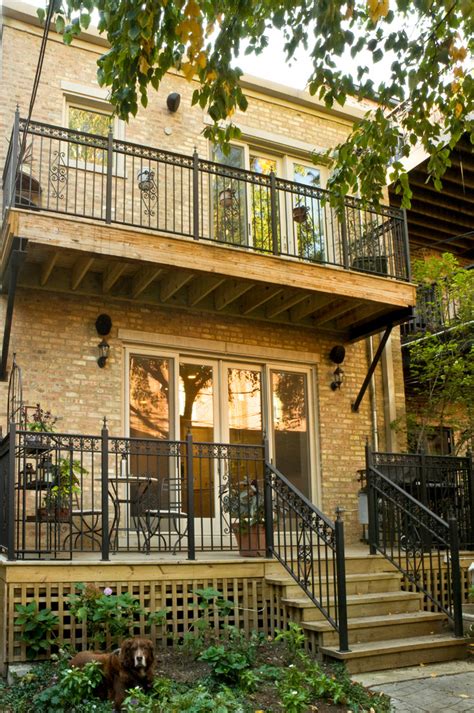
292;205;308;223
219;188;235;208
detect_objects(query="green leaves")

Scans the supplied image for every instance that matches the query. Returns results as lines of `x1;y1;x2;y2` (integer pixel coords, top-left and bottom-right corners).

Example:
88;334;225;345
49;0;474;207
15;602;59;660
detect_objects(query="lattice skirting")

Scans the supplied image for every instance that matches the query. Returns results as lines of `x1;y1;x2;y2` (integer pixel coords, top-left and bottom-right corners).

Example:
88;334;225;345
402;559;472;613
0;560;288;669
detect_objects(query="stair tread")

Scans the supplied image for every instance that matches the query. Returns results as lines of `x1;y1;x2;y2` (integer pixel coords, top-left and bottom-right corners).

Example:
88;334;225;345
281;590;423;608
265;572;401;585
303;611;448;631
321;634;466;658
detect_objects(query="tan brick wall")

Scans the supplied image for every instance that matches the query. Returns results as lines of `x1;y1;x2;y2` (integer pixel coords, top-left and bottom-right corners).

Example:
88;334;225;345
0;21;352;178
0;286;406;543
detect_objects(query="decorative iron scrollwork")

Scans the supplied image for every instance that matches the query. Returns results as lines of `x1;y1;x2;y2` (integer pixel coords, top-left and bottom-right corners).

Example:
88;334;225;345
50;150;68;199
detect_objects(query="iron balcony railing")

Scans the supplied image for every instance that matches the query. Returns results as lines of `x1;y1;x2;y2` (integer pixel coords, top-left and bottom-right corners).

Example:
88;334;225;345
0;420;349;652
400;282;468;341
365;445;467;638
2;113;410;281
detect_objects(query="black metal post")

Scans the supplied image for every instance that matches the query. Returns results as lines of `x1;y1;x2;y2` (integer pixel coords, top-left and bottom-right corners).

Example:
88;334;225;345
402;208;411;282
0;249;21;381
366;441;377;555
335;508;349;652
269;171;279;255
8;108;20;210
192;149;199;241
467;451;474;549
448;516;463;637
263;436;273;558
7;422;16;560
105;129;113;224
186;432;195;560
101;418;110;561
340;207;349;269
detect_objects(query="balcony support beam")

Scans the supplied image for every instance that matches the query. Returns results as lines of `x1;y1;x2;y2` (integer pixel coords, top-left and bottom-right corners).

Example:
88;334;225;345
351;325;392;413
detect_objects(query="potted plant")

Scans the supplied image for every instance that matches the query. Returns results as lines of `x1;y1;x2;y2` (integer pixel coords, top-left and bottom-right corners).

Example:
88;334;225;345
37;457;84;523
292;201;309;224
222;478;266;556
350;220;389;275
24;404;57;453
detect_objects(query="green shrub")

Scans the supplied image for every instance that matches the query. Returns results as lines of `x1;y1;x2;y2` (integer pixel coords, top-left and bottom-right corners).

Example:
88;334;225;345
15;602;59;660
66;583;167;649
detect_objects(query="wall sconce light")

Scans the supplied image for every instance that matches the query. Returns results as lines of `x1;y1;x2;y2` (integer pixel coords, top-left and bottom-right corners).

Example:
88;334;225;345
166;92;181;112
97;339;110;369
96;314;112;369
329;345;345;391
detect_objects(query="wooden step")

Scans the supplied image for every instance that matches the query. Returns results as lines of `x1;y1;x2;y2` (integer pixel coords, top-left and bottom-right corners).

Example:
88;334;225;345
303;611;450;646
265;571;402;597
265;553;396;577
281;590;424;622
320;634;469;673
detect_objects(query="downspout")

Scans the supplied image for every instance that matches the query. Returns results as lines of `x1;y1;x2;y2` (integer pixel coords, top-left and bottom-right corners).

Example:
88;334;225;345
367;336;379;451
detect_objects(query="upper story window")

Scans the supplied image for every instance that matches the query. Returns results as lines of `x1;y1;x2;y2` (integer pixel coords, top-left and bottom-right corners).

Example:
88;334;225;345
67;104;112;166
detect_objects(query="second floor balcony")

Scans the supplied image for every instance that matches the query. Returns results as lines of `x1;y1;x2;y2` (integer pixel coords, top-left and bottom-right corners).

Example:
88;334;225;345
1;117;415;341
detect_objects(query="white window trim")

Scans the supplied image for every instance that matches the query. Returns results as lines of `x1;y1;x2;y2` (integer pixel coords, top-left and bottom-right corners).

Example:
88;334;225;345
62;90;126;176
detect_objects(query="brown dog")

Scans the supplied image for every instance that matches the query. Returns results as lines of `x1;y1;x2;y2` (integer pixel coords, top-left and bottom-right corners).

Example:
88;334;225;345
70;637;155;710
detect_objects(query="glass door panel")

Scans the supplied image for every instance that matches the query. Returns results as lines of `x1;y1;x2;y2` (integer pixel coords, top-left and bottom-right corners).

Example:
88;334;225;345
213;145;248;246
249;154;278;252
179;362;215;517
227;367;263;446
271;369;311;498
128;354;172;518
292;163;325;262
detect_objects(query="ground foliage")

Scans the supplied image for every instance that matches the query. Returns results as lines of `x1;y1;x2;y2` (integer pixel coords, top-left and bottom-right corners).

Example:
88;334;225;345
0;635;391;713
37;0;473;208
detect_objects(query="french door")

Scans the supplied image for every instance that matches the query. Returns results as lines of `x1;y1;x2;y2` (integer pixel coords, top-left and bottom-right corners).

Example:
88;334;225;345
128;352;318;525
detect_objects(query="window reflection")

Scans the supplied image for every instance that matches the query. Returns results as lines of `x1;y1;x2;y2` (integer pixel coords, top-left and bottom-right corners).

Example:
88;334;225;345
272;370;310;497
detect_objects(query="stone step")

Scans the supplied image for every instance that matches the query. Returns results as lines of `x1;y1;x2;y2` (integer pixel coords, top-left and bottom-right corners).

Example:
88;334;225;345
303;611;450;646
320;634;468;673
265;571;402;597
281;590;424;622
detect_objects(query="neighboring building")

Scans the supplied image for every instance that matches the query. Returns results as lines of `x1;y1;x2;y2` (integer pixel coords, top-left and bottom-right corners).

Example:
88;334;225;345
389;134;474;455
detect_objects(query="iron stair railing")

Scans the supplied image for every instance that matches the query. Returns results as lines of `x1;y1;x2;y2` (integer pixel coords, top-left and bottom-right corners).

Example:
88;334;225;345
366;447;464;638
264;460;349;652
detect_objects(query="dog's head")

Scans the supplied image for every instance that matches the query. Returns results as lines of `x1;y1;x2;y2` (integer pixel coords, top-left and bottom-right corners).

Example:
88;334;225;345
120;637;154;675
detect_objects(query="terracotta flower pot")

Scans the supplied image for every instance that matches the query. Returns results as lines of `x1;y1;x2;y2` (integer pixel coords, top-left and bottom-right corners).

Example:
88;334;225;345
232;523;266;557
37;506;71;523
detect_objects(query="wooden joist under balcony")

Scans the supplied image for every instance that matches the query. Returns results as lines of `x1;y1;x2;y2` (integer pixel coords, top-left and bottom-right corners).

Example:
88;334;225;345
1;209;415;343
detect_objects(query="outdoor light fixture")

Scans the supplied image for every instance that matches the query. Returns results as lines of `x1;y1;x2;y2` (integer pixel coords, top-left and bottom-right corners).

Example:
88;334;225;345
330;366;344;391
95;314;112;369
97;339;110;369
329;345;345;391
166;92;181;112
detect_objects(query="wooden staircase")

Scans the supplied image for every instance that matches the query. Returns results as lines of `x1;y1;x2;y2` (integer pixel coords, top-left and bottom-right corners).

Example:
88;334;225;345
265;552;468;673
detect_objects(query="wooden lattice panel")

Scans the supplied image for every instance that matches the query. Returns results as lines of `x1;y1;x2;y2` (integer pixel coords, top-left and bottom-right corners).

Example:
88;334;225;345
1;561;276;667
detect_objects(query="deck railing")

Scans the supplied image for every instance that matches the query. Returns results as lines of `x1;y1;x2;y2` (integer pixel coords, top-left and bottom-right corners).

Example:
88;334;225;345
0;421;349;652
2;113;410;280
370;449;474;549
400;281;468;341
365;446;467;637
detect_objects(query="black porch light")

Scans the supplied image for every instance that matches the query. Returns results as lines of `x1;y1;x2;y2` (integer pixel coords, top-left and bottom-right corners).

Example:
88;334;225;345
95;314;112;368
97;339;110;369
329;345;345;391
